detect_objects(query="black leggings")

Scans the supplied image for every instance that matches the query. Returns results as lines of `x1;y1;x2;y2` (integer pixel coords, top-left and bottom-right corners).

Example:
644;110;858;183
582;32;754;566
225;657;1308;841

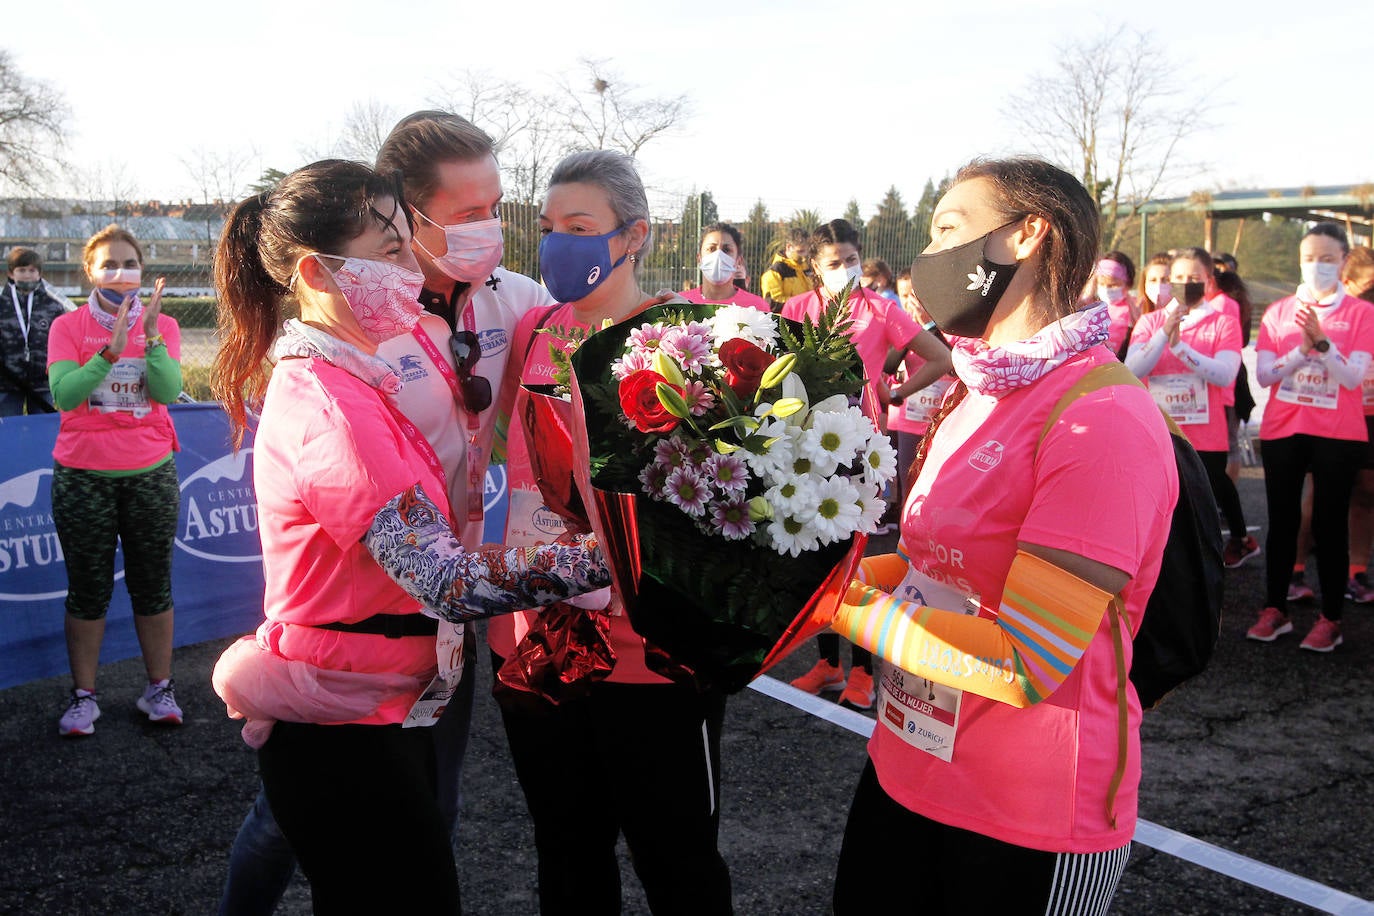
834;761;1130;915
1261;434;1364;619
258;721;459;915
816;633;872;672
1198;450;1247;540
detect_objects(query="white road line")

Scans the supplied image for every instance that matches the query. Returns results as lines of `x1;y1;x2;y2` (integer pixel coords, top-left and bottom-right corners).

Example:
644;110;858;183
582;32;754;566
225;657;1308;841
748;675;1374;915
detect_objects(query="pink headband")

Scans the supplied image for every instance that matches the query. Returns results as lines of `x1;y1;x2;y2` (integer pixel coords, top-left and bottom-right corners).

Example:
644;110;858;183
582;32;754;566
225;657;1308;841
1096;259;1128;282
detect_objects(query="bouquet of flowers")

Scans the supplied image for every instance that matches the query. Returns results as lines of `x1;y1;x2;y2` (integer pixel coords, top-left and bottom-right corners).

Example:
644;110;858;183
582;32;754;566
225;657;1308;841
569;294;893;692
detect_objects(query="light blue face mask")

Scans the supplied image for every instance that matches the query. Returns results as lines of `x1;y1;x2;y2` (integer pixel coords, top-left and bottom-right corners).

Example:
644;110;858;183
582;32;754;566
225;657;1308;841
538;226;627;303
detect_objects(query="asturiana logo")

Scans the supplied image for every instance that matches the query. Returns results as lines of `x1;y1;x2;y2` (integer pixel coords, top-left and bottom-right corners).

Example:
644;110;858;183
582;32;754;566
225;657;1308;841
967;440;1004;472
484;465;508;514
531;505;566;535
0;468;91;601
176;450;263;563
477;327;509;357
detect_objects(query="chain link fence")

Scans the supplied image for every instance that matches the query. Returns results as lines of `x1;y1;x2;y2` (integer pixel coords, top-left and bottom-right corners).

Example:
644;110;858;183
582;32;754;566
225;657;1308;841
2;193;941;402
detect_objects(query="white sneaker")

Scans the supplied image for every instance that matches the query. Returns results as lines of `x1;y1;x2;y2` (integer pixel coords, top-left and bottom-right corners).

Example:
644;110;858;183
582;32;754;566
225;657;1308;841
137;679;183;725
58;690;101;737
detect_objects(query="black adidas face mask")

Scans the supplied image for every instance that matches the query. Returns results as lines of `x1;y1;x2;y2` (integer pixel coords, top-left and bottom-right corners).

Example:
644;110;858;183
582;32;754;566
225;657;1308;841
910;221;1021;338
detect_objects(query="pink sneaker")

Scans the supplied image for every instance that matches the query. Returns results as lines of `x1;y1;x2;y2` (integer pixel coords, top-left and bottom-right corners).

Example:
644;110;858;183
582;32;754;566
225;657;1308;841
1299;617;1343;653
1246;607;1293;642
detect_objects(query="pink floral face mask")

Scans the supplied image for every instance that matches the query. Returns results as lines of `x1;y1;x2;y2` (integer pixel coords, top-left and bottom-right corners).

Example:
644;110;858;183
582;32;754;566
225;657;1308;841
315;254;425;344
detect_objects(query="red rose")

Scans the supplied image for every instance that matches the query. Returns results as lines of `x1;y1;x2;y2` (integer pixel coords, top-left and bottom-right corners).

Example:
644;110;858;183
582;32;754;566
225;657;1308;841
718;338;777;398
618;370;683;433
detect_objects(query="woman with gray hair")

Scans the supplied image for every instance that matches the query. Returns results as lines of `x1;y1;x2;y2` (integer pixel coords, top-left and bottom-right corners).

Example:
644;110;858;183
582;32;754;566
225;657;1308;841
490;148;734;915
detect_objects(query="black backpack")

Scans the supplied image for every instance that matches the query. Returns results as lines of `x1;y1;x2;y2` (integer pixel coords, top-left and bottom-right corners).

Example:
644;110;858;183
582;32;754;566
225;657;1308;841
1041;362;1224;710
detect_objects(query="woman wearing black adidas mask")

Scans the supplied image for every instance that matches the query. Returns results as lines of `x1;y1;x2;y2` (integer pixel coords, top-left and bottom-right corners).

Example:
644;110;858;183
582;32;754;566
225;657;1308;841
830;158;1176;915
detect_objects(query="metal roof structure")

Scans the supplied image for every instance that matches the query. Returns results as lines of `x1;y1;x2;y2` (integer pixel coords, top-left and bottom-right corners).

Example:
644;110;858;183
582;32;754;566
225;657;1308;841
1131;183;1374;262
0;214;222;242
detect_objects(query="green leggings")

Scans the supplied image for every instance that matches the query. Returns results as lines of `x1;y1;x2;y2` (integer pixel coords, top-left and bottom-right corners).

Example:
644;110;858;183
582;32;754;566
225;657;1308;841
51;459;180;620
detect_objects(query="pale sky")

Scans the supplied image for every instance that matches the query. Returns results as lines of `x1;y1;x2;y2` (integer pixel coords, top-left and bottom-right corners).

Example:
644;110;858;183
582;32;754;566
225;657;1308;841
11;0;1371;223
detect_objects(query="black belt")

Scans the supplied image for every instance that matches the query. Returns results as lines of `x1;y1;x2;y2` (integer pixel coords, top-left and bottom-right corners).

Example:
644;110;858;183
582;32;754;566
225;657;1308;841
314;614;439;639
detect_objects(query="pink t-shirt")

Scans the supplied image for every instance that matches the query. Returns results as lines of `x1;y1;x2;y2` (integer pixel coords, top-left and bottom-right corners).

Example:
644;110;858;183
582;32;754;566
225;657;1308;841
781;288;920;418
1256;293;1374;442
1130;307;1242;452
680;285;770;312
1104;299;1136;354
253;358;449;725
870;347;1176;854
46;306;181;470
487;302;666;685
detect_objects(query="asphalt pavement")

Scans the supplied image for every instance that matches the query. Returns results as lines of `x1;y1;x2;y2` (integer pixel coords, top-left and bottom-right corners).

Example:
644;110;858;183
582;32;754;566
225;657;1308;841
2;468;1371;915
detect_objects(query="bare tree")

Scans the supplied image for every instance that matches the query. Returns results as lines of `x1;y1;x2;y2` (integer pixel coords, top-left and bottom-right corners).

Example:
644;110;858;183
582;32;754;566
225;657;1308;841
557;59;688;158
0;50;69;192
430;70;569;204
1002;27;1207;249
179;145;255;205
338;98;401;163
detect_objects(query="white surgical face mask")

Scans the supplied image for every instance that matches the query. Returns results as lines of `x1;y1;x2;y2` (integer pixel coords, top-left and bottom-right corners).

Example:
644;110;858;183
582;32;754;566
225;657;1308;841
1301;261;1341;297
699;249;737;285
92;267;141;292
1099;285;1126;304
822;263;863;296
411;209;505;283
1146;280;1171;306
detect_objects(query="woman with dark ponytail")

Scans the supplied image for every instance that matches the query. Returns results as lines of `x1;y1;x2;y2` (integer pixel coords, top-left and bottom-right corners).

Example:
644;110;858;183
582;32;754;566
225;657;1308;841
210;159;609;914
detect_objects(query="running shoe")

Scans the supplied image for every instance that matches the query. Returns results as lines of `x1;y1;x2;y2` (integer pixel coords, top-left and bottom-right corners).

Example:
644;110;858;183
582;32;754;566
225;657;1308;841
789;659;845;695
1346;572;1374;604
1223;536;1261;569
838;668;875;711
1287;572;1315;603
1246;607;1293;642
137;679;183;725
1299;617;1343;653
58;690;101;737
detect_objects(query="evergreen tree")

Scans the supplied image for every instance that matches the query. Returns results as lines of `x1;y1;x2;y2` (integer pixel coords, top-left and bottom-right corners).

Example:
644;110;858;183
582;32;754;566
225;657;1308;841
866;185;914;266
842;198;865;250
742;200;772;291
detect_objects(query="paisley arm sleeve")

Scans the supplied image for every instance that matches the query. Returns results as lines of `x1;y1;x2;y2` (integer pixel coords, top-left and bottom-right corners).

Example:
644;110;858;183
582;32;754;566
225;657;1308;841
362;483;612;621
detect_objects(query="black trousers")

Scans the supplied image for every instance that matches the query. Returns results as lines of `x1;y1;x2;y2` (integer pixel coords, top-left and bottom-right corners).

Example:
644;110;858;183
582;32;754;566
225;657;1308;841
495;663;733;916
258;720;460;915
1261;434;1364;619
1198;449;1248;540
834;761;1129;916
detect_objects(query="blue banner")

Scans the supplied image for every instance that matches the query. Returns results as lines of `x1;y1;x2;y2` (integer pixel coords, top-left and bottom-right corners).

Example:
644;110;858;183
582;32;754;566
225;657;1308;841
0;405;510;689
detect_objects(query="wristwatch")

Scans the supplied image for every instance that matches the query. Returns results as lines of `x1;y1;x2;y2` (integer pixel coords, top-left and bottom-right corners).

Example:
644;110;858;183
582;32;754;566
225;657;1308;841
1314;339;1331;354
889;388;905;406
97;345;117;364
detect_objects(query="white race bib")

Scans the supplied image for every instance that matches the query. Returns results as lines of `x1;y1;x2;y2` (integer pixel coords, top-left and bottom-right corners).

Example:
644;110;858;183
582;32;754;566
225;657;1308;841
1276;363;1339;410
88;358;151;418
903;377;954;426
1147;373;1209;425
874;567;979;763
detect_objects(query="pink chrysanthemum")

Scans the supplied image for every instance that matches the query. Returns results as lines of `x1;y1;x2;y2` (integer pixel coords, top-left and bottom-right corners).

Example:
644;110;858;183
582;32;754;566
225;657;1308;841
664;466;710;517
709;498;756;540
682;380;716;416
704;453;749;494
659;325;713;372
653;437;690;470
611;348;654;381
629;322;668;352
639;462;669;497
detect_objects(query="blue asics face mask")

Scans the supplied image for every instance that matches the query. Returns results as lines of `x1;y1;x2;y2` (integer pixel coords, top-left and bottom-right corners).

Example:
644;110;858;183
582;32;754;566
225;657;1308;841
539;226;627;303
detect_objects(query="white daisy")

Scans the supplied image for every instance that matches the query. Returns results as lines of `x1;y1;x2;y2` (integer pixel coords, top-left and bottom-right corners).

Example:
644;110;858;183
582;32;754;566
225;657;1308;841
767;513;821;557
861;431;899;487
853;481;887;534
808;477;864;543
764;475;818;520
798;409;868;478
